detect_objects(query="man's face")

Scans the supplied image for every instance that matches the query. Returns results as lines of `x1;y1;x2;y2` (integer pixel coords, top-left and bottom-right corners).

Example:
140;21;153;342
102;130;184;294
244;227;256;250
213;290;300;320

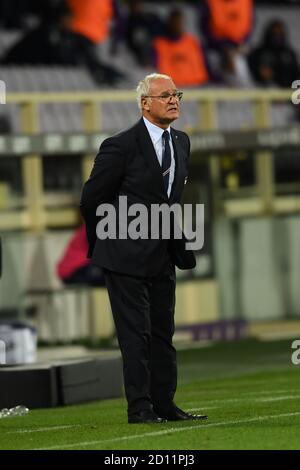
142;78;180;127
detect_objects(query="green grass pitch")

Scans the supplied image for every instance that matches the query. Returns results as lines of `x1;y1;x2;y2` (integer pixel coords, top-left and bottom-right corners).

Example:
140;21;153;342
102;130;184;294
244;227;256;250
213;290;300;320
1;339;299;450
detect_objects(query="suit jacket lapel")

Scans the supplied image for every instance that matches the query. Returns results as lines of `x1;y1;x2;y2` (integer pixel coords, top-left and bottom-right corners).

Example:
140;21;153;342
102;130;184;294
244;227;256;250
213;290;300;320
136;118;168;203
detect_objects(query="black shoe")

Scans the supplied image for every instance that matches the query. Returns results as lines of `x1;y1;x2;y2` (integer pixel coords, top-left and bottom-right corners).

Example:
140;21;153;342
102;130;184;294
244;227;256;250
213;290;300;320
157;406;208;422
128;409;167;424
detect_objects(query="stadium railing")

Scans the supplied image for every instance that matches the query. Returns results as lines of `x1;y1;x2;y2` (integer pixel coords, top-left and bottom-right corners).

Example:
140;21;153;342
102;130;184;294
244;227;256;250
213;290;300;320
0;88;296;232
0;88;298;341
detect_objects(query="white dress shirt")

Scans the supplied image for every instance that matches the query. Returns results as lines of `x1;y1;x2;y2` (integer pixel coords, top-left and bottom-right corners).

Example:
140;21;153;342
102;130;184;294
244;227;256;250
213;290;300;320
143;117;175;198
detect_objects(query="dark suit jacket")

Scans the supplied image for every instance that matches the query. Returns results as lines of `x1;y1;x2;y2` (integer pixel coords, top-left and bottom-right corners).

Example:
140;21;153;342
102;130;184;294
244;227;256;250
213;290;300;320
80;118;196;277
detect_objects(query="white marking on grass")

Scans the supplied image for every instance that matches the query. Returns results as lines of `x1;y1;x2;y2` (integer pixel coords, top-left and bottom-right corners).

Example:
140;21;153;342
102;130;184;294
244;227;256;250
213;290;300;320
256;395;300;403
184;389;298;404
246;389;299;396
12;393;299;437
8;425;82;434
185;391;300;407
194;397;248;405
35;411;300;450
187;406;219;412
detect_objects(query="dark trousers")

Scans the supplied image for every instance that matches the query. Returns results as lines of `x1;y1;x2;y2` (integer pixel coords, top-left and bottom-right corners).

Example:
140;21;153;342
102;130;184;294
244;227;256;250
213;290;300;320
104;268;177;416
63;264;105;287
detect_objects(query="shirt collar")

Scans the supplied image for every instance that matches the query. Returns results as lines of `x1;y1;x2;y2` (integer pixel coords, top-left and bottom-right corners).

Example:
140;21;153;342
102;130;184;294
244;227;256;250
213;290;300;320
143;117;171;144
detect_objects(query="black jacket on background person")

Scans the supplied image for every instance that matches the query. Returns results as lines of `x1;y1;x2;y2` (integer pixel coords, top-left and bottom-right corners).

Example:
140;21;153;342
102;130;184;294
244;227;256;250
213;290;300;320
80;118;195;277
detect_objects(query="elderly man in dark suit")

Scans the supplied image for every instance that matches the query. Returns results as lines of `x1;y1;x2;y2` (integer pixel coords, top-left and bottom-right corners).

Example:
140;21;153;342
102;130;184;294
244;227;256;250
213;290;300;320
80;73;208;424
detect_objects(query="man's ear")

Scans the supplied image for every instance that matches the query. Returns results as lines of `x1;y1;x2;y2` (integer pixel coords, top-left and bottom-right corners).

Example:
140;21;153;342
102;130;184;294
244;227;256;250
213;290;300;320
142;98;150;112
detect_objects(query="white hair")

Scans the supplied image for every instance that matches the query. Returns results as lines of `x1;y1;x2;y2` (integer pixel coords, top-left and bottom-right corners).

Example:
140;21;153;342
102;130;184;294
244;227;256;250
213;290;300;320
136;73;173;111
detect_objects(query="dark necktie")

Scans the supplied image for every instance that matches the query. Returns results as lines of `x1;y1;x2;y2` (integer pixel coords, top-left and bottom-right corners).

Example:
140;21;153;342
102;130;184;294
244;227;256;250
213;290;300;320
162;130;171;194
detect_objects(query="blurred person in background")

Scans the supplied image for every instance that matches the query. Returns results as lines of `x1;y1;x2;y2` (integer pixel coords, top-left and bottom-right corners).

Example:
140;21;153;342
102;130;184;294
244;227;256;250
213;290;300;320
59;0;126;85
248;19;300;88
80;73;208;424
220;46;254;88
56;224;105;286
124;0;164;67
1;0;67;64
0;0;63;29
197;0;254;86
153;9;210;87
199;0;254;49
1;0;125;85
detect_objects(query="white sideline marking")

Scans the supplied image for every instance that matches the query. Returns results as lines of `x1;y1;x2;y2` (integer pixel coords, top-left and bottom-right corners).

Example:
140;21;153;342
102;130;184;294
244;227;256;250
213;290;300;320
10;394;298;436
184;390;299;405
256;395;300;403
186;392;300;407
35;411;300;450
8;425;82;434
187;406;219;412
185;398;254;406
245;389;299;396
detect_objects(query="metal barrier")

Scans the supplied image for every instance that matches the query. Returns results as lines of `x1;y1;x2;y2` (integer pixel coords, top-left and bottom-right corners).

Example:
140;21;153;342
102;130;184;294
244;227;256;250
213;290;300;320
0;88;296;231
1;89;298;337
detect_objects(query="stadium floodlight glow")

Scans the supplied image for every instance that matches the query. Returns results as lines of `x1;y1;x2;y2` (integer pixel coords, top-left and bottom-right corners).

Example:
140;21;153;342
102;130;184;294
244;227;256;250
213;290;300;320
0;80;6;105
